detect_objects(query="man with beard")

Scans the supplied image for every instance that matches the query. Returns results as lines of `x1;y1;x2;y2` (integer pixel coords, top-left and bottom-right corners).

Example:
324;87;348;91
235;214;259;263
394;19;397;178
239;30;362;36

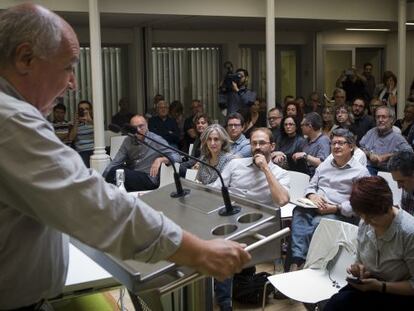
211;127;290;207
210;127;290;311
349;97;375;145
289;129;370;271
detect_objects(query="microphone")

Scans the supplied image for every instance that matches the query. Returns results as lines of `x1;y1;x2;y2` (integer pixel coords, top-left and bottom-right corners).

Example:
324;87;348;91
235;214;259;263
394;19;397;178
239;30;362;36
109;124;190;198
123;124;241;216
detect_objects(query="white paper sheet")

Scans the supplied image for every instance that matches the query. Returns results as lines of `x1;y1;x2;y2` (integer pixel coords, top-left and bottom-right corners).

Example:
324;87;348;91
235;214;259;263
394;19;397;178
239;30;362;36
268;269;341;304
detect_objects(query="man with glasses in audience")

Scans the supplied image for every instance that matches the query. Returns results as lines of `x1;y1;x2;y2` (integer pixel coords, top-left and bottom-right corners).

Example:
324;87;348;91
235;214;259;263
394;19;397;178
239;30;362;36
291;112;330;176
388;151;414;216
225;112;252;158
289;129;370;271
103;115;181;191
211;127;290;207
360;106;412;175
267;107;283;143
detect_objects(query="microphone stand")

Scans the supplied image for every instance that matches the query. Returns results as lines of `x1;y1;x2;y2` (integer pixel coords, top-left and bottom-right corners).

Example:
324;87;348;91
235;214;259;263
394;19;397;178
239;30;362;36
126;133;190;198
124;125;241;216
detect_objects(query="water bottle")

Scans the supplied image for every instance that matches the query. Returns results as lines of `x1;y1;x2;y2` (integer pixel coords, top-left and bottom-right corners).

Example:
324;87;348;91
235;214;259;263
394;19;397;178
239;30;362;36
116;169;127;193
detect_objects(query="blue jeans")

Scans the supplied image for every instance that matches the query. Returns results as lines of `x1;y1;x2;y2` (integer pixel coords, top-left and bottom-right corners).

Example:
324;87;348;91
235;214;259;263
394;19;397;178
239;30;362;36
215;278;232;310
290;207;343;262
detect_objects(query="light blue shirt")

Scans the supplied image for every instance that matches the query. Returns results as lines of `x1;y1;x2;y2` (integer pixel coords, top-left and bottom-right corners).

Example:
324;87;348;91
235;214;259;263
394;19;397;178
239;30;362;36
230;134;252;158
305;155;370;217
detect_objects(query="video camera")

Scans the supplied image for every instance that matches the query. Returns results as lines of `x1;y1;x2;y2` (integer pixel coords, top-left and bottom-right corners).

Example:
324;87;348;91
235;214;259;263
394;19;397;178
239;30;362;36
222;72;242;93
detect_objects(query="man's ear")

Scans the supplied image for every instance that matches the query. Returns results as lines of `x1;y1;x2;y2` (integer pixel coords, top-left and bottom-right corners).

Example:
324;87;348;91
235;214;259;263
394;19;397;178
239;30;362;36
14;42;35;75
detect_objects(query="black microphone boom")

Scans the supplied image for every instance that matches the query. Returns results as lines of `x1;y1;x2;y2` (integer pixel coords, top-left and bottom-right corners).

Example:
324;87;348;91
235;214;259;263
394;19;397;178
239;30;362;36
123;124;241;216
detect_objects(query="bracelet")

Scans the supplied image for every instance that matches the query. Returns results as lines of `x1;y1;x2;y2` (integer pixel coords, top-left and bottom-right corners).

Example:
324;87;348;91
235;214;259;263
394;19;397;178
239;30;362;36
382;282;387;293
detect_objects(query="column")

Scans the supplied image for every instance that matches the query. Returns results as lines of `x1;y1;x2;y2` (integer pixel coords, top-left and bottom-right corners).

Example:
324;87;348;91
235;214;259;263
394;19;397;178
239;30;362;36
266;0;276;110
88;0;110;173
397;0;406;119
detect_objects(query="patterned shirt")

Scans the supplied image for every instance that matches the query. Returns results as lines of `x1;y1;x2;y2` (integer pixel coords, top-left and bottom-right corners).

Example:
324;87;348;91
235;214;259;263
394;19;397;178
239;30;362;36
196;152;234;185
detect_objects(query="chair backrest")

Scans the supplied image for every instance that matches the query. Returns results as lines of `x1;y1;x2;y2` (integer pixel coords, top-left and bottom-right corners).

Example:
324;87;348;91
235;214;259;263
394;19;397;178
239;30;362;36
159;163;175;187
287;170;310;201
110;135;127;160
188;143;194;156
305;218;358;270
104;130;121;147
378;171;402;206
185;169;198;181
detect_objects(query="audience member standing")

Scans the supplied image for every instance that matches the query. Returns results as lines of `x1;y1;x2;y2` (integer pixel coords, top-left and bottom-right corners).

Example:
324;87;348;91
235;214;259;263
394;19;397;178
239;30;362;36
362;62;376;101
336;67;368;103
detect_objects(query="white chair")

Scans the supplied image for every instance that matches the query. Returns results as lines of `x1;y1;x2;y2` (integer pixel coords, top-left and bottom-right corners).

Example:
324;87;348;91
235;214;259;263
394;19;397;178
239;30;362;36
378;171;402;206
188;143;194;156
104;130;121;147
109;135;127;160
185;169;198;181
264;219;358;309
280;171;310;219
159;163;175;187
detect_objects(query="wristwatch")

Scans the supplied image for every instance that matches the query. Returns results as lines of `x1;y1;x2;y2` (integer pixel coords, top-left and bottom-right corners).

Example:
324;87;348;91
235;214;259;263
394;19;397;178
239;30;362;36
302;153;308;161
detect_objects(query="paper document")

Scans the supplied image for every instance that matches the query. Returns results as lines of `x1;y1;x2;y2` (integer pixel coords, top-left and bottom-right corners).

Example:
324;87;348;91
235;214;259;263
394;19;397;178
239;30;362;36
291;197;318;208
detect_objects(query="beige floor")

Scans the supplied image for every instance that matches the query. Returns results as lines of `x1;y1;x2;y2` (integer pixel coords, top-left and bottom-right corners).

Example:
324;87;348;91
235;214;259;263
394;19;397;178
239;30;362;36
107;262;306;311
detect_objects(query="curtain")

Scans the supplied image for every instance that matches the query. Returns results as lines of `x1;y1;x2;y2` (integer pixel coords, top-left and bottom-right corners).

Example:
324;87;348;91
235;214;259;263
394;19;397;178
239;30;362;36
63;46;124;128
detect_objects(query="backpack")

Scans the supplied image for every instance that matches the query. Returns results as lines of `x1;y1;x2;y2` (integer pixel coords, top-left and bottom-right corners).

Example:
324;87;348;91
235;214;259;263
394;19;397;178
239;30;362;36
232;267;275;305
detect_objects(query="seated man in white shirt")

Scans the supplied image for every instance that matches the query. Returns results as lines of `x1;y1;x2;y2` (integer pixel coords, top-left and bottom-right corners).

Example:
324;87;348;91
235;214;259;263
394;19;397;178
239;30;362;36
211;127;290;207
210;127;290;311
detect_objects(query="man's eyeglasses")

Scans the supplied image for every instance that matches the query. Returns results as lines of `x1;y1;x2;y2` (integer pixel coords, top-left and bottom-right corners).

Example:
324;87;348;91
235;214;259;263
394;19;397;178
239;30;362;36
330;141;348;147
251;141;271;147
227;123;242;128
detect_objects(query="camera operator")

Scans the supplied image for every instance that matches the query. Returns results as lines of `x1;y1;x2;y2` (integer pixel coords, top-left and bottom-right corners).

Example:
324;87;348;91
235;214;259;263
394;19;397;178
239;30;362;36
218;63;256;117
336;66;368;104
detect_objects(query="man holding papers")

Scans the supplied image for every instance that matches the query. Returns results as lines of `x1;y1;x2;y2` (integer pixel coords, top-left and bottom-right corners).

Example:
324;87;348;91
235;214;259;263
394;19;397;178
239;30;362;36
289;129;369;270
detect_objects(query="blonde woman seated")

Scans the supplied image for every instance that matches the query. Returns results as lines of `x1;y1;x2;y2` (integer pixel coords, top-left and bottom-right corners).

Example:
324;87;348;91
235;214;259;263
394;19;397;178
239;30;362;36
195;124;234;185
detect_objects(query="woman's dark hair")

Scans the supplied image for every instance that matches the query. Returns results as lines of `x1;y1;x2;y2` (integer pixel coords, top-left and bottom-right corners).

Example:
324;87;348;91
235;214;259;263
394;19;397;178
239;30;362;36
279;116;302;139
283;101;304;122
193;112;211;129
350;176;393;216
382;70;397;86
334;103;354;127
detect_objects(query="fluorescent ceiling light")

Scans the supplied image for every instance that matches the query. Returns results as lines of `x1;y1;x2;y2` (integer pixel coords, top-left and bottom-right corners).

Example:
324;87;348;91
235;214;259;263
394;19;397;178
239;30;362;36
406;22;414;25
345;28;390;31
